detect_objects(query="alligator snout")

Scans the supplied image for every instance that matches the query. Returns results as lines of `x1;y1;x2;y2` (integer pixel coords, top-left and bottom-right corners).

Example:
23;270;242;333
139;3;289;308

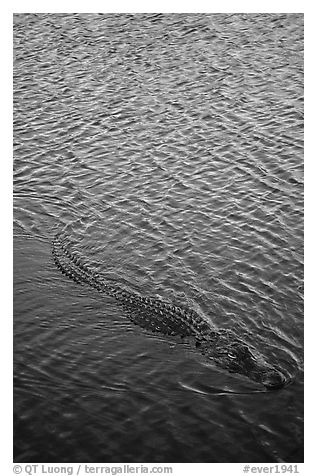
262;368;286;390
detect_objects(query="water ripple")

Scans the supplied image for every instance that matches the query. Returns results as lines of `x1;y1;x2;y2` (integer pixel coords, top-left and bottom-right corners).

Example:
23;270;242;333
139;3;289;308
14;13;303;463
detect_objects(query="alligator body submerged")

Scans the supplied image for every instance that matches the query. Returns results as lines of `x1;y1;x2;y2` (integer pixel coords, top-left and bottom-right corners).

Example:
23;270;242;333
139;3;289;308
52;234;285;390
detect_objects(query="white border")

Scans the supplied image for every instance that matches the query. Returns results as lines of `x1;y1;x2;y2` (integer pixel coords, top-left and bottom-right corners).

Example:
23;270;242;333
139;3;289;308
5;1;310;473
8;0;306;13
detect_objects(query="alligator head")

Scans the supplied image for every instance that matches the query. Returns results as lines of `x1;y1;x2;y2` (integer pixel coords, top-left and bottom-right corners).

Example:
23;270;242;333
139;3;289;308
198;330;286;390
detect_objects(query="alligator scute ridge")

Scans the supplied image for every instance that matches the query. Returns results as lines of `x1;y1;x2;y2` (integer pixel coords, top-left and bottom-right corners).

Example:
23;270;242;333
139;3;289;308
52;233;286;390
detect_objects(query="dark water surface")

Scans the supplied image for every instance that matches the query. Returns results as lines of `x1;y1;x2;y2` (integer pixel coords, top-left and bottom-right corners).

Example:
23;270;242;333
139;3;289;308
13;13;303;463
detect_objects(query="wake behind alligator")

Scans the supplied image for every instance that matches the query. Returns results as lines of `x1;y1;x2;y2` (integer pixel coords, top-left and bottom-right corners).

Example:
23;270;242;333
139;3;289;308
52;233;286;390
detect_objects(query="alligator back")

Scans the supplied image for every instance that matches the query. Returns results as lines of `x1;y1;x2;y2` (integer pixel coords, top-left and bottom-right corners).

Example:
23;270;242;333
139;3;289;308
52;234;213;340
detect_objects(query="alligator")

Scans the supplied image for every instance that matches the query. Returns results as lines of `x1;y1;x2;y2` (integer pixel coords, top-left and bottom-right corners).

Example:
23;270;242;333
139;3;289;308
52;233;286;390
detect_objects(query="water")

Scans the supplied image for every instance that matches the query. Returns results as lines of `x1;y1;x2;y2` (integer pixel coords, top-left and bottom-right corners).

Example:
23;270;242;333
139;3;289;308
13;13;304;463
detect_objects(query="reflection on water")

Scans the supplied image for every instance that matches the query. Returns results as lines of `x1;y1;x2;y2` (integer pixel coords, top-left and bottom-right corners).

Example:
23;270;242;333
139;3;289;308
14;13;303;462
